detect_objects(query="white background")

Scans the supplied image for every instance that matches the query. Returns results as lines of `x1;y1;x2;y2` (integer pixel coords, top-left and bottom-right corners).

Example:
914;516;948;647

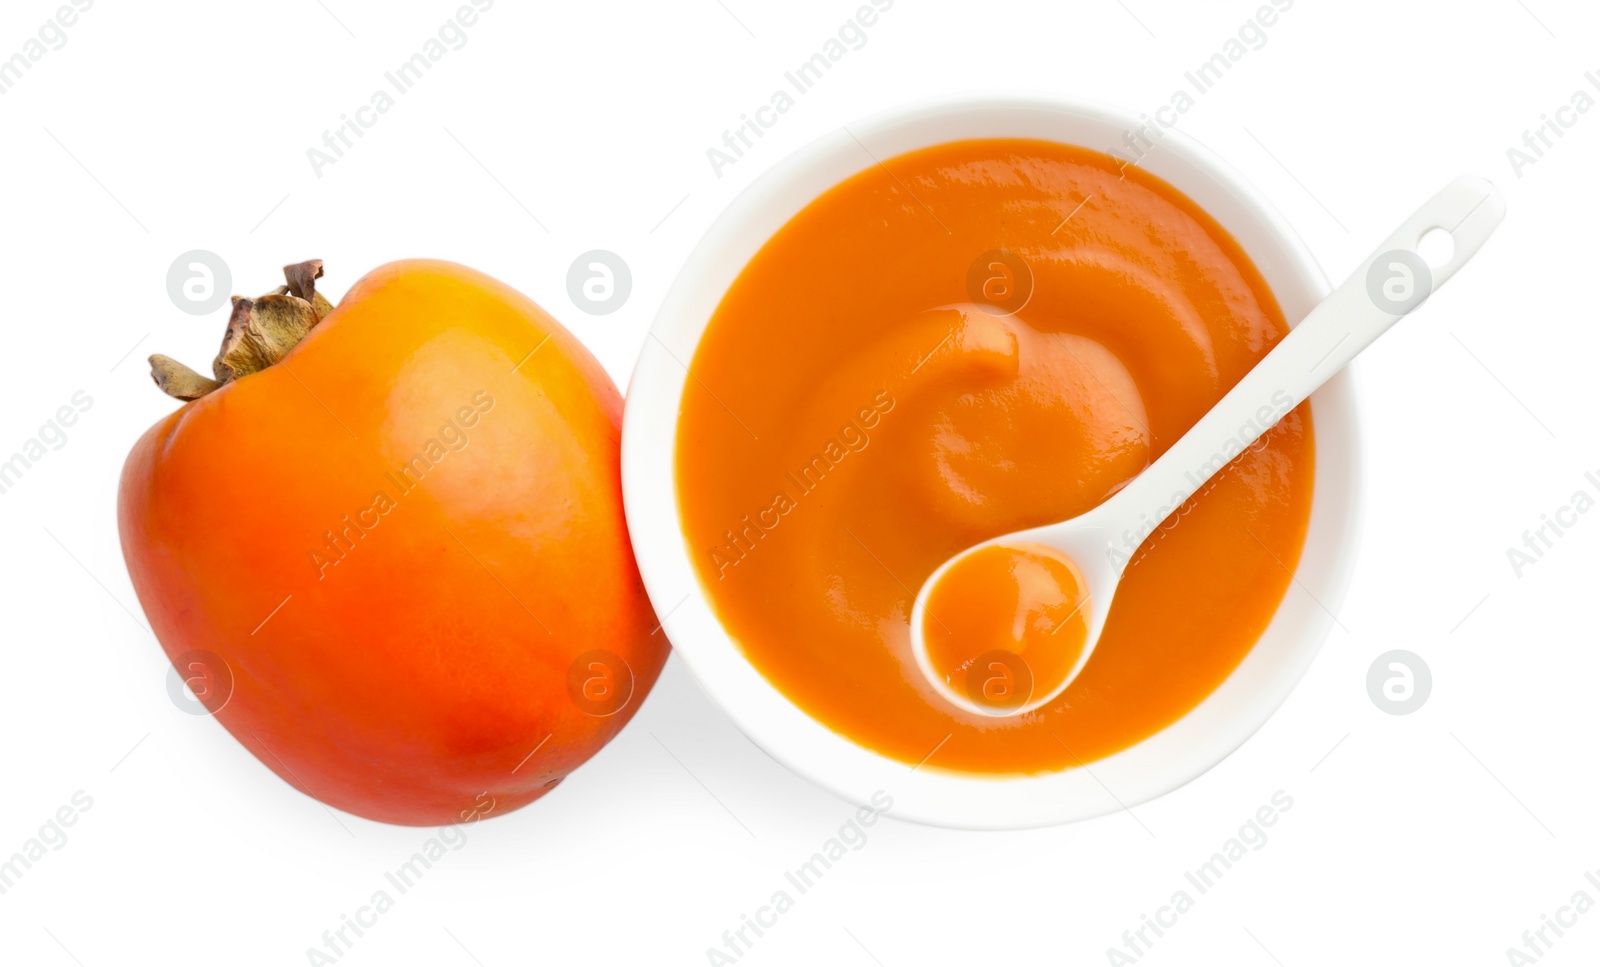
1;1;1596;964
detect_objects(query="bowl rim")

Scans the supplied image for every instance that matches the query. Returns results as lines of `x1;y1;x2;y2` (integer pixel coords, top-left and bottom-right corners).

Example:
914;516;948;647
621;92;1362;830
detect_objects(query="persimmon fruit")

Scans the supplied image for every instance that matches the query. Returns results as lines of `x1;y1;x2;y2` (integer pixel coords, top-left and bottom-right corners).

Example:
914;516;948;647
119;259;666;826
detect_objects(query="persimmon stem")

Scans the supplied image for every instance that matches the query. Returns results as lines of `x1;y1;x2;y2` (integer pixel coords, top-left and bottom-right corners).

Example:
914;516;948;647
150;259;333;401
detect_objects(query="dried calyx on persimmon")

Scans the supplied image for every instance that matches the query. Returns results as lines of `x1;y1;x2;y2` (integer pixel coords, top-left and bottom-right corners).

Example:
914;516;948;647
149;259;335;401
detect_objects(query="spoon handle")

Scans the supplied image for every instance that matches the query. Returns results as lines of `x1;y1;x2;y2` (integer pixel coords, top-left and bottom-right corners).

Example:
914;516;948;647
1097;176;1505;568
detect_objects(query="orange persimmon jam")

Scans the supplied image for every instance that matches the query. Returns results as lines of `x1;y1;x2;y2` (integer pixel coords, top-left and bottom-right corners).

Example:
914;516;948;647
923;542;1089;714
676;138;1314;774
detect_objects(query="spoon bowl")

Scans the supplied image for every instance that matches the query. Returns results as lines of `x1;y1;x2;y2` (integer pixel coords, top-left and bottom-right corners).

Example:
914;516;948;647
911;520;1118;716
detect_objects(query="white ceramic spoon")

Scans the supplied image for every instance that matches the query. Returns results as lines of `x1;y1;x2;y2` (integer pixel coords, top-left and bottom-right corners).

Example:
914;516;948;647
911;176;1505;717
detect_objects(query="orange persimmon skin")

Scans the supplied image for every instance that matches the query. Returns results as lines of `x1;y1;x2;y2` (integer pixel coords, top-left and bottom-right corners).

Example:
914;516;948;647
119;260;665;826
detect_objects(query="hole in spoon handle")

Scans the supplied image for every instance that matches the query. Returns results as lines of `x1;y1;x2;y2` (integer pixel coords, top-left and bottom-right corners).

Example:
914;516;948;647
1361;176;1506;317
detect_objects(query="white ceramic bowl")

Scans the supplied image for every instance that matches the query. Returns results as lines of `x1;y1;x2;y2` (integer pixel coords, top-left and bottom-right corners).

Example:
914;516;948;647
622;94;1361;829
